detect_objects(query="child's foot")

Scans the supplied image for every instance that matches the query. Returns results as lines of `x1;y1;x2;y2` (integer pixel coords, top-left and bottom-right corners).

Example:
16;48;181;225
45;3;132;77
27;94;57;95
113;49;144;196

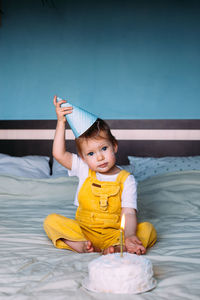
61;239;94;253
103;246;115;255
103;245;126;255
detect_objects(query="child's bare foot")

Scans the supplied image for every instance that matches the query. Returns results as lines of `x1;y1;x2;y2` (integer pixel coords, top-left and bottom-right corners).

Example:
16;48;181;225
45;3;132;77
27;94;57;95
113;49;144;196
103;245;126;255
61;239;94;253
103;246;115;255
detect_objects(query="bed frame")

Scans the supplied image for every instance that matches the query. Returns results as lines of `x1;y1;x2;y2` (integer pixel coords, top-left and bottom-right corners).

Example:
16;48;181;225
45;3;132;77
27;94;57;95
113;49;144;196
0;119;200;165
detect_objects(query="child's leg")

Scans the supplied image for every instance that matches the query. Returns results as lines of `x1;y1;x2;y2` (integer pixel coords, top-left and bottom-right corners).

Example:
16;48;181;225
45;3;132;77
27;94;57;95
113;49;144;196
43;213;94;252
60;238;94;253
102;222;157;255
100;230;123;255
136;222;157;248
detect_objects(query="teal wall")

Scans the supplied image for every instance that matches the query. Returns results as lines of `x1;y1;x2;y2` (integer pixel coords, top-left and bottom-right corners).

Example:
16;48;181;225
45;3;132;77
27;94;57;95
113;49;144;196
1;0;200;120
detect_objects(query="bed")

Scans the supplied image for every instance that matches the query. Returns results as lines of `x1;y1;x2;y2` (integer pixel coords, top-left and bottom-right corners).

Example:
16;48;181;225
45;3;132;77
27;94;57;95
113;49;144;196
0;119;200;300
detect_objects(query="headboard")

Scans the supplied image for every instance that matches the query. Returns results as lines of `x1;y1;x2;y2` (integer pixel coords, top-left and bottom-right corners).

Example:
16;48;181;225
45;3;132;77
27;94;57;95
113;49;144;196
0;119;200;165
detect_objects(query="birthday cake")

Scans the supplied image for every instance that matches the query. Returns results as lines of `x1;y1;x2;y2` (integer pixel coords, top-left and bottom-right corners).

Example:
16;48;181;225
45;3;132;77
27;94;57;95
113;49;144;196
83;253;156;294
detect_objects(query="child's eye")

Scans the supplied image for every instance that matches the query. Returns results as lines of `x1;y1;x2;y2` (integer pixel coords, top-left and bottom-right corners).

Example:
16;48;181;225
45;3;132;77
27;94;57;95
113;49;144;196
102;146;107;151
87;152;94;156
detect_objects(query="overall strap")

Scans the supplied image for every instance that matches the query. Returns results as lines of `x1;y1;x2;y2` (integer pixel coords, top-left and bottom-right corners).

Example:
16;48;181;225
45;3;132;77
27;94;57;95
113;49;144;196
116;170;130;185
88;169;96;179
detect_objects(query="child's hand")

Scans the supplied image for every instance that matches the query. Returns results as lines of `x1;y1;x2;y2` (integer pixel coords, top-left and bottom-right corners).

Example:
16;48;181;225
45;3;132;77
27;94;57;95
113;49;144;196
53;95;73;122
125;235;146;255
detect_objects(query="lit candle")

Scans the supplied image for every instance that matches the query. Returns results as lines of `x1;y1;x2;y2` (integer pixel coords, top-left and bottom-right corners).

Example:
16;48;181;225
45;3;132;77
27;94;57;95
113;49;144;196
120;214;125;257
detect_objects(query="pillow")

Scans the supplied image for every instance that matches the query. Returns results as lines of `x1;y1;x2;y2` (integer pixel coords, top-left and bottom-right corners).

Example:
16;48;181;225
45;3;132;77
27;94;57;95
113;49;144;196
128;155;200;182
120;165;132;173
51;158;69;178
0;153;50;178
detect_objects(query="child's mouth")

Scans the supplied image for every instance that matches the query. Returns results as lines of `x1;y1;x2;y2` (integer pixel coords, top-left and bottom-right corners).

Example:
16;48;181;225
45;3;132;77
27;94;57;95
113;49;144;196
98;163;108;168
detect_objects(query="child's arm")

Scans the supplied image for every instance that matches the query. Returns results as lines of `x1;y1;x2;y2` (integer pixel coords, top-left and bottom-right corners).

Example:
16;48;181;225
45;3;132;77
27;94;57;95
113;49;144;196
52;96;73;170
121;207;146;255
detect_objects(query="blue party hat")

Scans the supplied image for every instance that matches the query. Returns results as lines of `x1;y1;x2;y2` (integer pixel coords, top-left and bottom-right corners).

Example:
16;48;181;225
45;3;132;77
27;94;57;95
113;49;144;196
57;97;98;138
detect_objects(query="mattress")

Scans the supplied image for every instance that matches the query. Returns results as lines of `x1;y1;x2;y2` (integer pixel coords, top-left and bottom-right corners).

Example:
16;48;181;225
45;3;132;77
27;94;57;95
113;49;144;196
0;171;200;299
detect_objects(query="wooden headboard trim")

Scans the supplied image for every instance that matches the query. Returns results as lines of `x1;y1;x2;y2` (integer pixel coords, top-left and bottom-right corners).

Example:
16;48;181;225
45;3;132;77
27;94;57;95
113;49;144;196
0;119;200;129
1;120;200;164
0;129;200;141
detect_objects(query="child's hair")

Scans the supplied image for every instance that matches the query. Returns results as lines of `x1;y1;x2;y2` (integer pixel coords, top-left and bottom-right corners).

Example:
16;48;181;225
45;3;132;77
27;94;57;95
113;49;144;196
75;118;117;155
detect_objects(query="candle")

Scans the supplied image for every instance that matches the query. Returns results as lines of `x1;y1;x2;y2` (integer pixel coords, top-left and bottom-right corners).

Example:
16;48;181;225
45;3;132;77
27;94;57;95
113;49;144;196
120;214;125;257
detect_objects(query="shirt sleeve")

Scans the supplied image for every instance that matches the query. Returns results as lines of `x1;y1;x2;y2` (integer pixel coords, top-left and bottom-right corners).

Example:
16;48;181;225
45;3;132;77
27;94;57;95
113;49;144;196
67;154;89;206
68;153;88;178
121;174;137;210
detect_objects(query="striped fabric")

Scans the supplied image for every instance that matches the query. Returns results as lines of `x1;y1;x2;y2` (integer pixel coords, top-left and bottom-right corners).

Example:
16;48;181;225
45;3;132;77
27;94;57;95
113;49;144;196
0;120;200;164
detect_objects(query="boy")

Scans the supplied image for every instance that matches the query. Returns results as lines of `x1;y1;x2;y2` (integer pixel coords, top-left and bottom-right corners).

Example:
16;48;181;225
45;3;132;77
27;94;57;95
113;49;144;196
44;96;157;254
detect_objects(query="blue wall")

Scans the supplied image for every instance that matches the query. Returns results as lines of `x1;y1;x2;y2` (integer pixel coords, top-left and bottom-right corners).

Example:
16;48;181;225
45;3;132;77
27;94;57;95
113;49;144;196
1;0;200;120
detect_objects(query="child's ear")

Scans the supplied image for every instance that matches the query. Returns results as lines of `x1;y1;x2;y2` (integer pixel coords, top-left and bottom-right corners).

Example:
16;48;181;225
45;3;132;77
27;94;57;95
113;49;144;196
114;143;118;154
78;151;84;160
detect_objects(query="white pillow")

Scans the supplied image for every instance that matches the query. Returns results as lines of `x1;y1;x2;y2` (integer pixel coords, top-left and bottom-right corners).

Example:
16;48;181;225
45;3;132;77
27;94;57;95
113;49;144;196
51;158;69;178
0;153;50;178
128;155;200;181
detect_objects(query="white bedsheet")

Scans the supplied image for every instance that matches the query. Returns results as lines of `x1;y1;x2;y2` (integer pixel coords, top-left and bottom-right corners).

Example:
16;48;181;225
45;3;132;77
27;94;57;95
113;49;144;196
0;172;200;300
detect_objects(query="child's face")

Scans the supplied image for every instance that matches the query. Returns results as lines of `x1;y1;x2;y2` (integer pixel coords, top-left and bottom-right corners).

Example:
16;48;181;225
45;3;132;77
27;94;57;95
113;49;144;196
79;133;118;175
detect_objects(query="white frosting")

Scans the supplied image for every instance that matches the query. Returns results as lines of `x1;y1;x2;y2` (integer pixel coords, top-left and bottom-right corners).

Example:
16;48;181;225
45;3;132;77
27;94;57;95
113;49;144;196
83;253;156;294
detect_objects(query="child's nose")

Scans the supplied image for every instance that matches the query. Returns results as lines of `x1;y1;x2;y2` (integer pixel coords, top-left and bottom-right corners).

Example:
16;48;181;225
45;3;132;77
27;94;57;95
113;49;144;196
97;152;104;161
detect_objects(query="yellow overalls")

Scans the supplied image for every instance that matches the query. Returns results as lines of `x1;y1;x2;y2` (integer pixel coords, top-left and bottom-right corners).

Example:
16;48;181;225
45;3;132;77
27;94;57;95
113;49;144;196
44;169;157;251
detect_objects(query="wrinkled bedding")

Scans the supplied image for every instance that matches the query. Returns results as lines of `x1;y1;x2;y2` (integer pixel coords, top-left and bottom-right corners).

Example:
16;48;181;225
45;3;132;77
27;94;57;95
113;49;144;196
0;171;200;300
